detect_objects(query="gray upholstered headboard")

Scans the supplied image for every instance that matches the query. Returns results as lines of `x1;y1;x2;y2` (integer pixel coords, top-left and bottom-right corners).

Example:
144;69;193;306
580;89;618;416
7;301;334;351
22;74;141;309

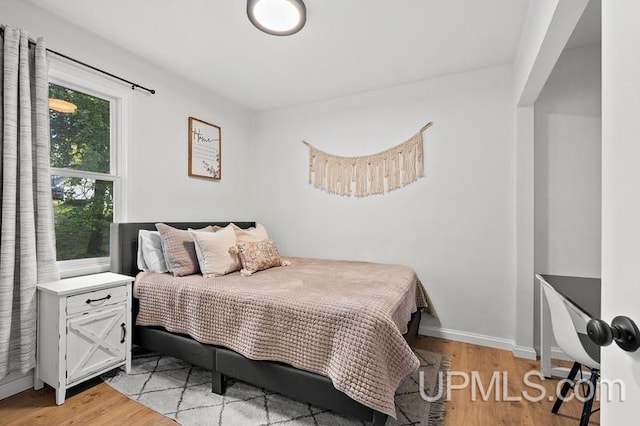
110;221;256;277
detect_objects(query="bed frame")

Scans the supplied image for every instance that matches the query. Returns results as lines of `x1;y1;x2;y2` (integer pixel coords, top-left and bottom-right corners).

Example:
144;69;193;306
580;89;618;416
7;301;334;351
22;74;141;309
111;221;421;425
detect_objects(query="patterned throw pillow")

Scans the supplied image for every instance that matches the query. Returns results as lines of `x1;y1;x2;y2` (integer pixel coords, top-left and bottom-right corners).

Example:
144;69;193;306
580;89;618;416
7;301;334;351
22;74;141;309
236;240;282;276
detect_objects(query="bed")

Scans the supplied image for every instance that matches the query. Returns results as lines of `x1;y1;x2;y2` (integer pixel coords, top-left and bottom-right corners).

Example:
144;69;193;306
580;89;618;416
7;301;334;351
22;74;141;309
111;221;427;425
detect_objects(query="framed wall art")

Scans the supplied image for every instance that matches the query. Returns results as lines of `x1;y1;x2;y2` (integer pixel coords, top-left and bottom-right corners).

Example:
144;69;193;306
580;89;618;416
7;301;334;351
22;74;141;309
188;116;221;179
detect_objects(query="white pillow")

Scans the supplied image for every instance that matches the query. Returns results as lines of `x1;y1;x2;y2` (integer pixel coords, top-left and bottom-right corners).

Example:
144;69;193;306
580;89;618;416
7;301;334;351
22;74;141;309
232;223;269;243
137;233;148;271
190;225;241;277
138;230;169;273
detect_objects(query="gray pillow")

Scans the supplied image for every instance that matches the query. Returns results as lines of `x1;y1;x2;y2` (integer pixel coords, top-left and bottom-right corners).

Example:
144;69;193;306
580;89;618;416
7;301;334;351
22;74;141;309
155;223;213;276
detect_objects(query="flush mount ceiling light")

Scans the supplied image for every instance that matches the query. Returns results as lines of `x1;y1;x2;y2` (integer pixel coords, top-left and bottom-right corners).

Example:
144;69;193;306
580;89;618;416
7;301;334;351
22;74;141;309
247;0;306;36
48;98;77;113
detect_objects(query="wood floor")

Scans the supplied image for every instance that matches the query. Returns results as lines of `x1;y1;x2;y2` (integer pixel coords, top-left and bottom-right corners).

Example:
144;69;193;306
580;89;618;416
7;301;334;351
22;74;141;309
414;336;599;425
0;378;175;426
0;337;599;425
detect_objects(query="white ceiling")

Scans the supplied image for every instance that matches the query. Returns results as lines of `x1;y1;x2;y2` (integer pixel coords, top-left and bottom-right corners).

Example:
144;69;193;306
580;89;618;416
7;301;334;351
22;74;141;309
26;0;531;111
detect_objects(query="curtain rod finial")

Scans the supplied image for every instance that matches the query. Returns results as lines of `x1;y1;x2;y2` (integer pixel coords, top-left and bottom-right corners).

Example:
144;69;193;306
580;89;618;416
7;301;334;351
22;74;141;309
420;122;433;132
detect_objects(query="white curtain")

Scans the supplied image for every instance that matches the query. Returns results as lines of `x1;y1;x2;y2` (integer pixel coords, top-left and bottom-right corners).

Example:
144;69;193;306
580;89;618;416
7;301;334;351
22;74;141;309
0;27;59;380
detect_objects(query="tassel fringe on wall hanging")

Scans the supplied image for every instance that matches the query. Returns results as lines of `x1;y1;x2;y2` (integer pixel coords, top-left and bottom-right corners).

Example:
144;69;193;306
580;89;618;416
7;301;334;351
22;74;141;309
303;122;433;197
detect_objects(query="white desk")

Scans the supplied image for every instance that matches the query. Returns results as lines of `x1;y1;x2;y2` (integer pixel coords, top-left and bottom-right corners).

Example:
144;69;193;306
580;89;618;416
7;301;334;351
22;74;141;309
536;274;601;378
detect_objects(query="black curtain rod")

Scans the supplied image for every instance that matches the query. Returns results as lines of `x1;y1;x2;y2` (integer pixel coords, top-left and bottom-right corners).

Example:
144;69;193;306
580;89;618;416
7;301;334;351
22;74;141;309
1;26;156;95
45;47;156;95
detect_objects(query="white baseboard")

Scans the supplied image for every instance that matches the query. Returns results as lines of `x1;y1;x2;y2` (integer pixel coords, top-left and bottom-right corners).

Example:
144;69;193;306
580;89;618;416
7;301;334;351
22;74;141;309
419;324;539;360
419;324;515;351
512;345;537;360
0;371;33;401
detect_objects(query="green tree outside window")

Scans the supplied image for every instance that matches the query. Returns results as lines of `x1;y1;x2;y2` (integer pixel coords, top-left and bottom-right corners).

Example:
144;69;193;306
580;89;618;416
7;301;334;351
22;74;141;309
50;84;113;261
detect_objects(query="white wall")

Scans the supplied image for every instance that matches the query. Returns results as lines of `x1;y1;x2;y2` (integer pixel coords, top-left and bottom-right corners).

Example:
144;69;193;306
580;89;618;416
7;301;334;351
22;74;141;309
535;43;602;278
251;65;517;343
0;0;600;399
512;0;591;358
0;0;254;223
513;0;589;105
514;0;561;103
533;42;602;354
0;0;253;394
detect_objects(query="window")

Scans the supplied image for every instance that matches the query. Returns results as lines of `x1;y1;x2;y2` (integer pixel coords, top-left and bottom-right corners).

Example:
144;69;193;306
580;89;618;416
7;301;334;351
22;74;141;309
49;63;127;277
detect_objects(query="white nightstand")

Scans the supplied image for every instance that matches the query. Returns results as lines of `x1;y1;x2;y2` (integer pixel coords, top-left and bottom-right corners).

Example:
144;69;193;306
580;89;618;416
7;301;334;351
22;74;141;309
35;272;134;405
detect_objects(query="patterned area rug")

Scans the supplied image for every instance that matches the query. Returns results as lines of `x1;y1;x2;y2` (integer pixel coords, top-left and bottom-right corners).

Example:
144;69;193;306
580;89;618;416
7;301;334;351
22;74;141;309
102;349;450;426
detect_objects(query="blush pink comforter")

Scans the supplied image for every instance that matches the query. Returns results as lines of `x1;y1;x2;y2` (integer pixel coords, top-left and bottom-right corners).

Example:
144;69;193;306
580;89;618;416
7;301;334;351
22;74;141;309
134;257;431;418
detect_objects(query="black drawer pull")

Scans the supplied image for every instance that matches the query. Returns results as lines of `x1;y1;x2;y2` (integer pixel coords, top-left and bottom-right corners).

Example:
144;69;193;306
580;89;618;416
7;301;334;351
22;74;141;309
85;294;111;304
120;323;126;344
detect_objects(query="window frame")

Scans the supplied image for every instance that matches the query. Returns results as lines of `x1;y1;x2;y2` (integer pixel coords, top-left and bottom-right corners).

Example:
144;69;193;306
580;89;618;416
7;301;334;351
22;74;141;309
49;58;130;278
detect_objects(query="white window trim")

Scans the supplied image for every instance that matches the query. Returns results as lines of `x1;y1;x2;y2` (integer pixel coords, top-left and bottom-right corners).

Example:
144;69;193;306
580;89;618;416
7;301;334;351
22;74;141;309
57;257;111;279
49;57;131;278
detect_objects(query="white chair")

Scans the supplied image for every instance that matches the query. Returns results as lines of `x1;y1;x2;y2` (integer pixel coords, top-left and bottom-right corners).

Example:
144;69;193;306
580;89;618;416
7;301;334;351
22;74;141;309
541;281;600;426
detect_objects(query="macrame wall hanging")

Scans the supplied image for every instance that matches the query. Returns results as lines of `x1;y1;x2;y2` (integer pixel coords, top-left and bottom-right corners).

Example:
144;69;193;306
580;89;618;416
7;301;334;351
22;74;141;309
303;122;433;197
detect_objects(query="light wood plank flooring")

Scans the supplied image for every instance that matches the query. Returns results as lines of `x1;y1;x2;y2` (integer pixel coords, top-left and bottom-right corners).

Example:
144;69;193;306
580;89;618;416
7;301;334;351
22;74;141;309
0;379;175;426
414;336;599;425
0;337;599;425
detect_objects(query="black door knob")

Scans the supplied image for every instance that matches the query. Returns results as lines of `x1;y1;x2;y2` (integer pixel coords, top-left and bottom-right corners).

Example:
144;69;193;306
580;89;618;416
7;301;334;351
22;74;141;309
587;318;613;346
587;316;640;352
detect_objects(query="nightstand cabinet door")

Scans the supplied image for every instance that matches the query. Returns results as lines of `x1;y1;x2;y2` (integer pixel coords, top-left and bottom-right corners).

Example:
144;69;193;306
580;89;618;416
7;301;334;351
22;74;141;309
66;305;127;384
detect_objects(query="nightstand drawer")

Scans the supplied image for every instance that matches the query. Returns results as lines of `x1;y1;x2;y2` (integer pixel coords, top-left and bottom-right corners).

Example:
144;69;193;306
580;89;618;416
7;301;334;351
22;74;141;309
67;285;127;315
